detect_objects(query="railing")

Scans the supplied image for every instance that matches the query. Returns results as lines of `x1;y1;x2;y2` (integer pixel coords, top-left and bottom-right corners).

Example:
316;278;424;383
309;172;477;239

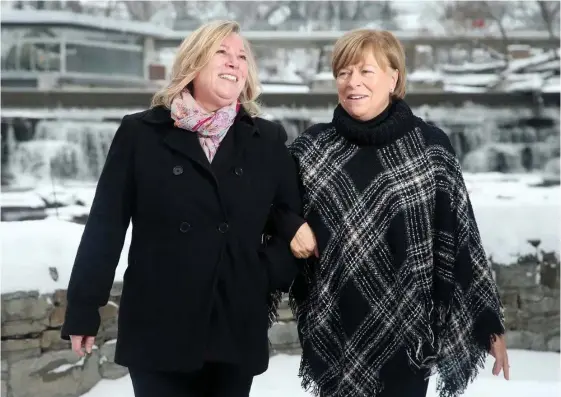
2;37;144;79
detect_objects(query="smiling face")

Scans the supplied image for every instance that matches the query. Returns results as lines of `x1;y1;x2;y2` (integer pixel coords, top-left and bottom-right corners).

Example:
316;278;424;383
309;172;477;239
335;50;398;122
191;32;248;111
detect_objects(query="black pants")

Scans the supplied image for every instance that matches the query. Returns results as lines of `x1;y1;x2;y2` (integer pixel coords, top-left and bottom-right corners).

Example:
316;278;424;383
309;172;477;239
129;362;253;397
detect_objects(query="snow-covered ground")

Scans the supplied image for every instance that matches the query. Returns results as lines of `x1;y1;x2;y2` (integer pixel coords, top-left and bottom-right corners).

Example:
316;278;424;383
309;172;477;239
0;174;559;397
82;350;560;397
1;173;559;294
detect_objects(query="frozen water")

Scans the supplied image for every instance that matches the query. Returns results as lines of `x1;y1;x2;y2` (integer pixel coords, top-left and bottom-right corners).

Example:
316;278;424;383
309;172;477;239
6;120;119;186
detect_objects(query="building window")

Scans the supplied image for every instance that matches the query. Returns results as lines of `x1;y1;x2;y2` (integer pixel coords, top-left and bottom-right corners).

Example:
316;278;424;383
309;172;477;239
2;41;61;72
65;43;143;77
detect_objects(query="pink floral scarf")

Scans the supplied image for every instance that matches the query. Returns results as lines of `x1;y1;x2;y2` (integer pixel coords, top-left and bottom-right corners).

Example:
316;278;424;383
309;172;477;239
170;89;240;162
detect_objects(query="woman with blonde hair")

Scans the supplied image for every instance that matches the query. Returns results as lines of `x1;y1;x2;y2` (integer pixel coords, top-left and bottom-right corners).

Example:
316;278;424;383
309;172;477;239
61;20;302;396
276;29;510;397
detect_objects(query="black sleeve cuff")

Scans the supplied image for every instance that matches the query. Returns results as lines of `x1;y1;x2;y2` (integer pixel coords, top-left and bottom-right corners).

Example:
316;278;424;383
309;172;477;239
60;304;101;340
472;307;505;352
270;206;306;243
260;237;302;292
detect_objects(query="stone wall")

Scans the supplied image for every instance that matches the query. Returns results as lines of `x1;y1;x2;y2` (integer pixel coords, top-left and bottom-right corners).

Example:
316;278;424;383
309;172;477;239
1;252;559;397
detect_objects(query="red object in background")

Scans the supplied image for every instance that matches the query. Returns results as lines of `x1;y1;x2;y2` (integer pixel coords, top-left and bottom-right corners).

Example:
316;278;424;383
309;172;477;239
149;64;166;80
472;18;485;28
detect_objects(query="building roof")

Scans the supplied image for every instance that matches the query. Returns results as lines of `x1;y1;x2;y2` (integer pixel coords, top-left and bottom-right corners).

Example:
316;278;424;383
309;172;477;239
1;10;165;36
2;10;556;44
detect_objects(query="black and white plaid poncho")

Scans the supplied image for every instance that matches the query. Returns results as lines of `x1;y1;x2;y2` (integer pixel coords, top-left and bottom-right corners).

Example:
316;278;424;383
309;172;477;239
288;100;505;397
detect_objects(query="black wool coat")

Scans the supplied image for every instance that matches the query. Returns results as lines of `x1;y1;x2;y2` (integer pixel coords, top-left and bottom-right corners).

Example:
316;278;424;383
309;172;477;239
61;105;303;375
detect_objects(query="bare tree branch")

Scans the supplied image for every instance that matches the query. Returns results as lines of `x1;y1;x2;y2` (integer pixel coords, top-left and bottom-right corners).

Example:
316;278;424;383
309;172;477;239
538;0;560;37
122;0;161;21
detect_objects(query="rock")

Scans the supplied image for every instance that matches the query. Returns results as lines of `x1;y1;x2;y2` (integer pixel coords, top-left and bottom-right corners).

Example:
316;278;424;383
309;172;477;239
1;320;48;338
523;313;559;336
268;321;299;347
48;308;66;329
48;291;67;328
502;307;519;330
40;331;70;351
2;360;8;376
1;339;41;362
110;283;123;298
277;308;294;322
9;350;101;397
98;303;119;341
99;340;128;380
270;345;302;356
494;262;538;288
546;335;560;352
1;292;51;323
506;330;547;351
278;295;290;311
541;157;560;185
1;379;7;397
99;302;118;323
99;319;118;342
499;289;519;308
540;260;560;289
518;286;560;314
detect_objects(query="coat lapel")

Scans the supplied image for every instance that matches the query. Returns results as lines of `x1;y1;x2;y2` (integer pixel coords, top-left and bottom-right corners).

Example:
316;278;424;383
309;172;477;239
233;116;259;163
213;114;258;174
141;106;211;170
163;126;211;170
142;105;258;177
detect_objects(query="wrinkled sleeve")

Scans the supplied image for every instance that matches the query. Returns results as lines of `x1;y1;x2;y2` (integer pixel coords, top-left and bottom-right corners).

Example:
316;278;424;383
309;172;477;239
260;123;305;291
61;116;135;340
259;123;306;327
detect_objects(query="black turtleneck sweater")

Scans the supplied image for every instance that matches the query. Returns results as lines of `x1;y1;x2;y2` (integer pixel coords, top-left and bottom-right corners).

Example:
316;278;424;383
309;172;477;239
284;100;505;397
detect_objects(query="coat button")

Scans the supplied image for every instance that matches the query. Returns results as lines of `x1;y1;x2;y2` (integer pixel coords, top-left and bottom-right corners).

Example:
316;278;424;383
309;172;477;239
179;222;191;233
173;165;183;175
218;222;229;233
234;167;243;176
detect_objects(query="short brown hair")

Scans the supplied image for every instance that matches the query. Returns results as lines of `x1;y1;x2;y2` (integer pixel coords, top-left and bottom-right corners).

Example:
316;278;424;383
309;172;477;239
331;29;407;100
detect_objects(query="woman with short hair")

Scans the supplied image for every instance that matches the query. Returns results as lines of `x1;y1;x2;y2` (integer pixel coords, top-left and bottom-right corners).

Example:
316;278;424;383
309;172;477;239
278;29;509;397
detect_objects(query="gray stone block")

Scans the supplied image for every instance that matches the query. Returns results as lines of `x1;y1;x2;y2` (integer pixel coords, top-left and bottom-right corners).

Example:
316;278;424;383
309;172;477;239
495;264;539;289
9;350;101;397
1;340;41;362
506;330;547;351
40;331;71;351
1;360;8;380
1;292;51;323
99;341;128;380
268;321;299;346
1;321;47;338
546;335;560;352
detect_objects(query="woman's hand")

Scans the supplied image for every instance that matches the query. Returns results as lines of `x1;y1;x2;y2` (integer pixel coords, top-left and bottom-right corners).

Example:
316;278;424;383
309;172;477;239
290;222;319;259
490;334;510;380
71;335;95;357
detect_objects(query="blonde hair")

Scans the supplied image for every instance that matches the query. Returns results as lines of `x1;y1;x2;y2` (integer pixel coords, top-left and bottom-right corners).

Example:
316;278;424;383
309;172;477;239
151;20;262;116
331;29;407;100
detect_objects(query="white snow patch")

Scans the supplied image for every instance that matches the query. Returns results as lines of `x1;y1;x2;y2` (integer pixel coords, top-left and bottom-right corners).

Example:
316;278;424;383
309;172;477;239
48;356;86;374
80;350;560;397
408;70;442;83
261;84;310;94
1;174;558;294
